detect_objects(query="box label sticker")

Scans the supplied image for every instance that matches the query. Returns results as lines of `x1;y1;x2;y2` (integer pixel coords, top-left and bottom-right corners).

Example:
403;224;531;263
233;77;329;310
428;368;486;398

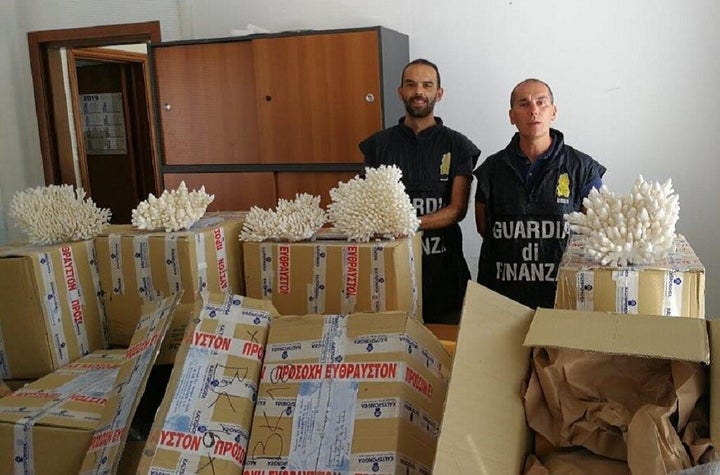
576;270;595;311
196;233;208;293
308;245;327;314
260;244;274;298
408;239;419;319
108;234;125;294
133;235;157;302
36;252;69;366
370;245;386;311
612;269;639;314
84;240;108;348
164;235;182;295
663;270;683;317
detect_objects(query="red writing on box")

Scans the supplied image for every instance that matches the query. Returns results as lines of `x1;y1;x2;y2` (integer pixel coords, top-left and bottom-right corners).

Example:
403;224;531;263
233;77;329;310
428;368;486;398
160;430;246;465
278;245;291;294
345;245;359;297
213;228;229;291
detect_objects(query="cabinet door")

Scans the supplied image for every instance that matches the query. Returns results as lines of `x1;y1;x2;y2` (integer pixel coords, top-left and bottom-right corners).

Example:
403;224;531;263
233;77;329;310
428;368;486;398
153;42;260;165
253;31;383;164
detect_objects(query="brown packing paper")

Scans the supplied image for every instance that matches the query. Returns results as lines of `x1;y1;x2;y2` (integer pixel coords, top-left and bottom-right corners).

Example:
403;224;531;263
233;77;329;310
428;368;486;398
682;403;720;464
627;403;691;473
524;347;707;473
524;449;632;475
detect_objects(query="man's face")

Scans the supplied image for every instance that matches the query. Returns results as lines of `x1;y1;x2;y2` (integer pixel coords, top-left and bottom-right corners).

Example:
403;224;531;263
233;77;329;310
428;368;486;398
398;64;443;118
509;81;557;139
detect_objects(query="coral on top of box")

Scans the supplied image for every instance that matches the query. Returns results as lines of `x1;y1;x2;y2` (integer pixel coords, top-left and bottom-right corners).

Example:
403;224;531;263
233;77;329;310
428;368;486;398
131;181;214;232
9;184;111;245
564;175;680;266
239;165;420;243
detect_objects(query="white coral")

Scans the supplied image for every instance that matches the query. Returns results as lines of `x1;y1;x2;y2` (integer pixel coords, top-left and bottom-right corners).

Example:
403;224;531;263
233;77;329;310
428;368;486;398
239;193;327;242
565;175;679;266
132;181;214;232
327;165;420;242
9;184;111;245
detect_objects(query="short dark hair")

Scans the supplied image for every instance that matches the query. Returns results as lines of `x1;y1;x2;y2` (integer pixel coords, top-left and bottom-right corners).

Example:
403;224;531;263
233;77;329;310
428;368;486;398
510;78;554;107
401;58;441;88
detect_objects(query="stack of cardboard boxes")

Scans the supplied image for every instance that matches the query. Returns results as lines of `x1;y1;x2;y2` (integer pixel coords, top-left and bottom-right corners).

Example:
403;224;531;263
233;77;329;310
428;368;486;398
0;215;446;474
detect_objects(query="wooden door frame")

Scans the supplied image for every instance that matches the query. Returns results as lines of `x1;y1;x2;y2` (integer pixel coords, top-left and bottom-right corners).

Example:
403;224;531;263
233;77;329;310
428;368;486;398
68;47;158;197
27;21;161;185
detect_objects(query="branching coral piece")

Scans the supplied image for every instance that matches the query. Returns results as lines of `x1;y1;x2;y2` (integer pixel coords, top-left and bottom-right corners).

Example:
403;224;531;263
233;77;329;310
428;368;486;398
327;165;420;242
565;175;680;266
239;193;327;242
131;181;214;232
9;184;111;245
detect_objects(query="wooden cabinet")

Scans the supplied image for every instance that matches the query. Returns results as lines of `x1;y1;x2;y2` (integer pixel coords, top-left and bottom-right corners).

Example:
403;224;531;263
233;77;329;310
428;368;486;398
150;27;408;211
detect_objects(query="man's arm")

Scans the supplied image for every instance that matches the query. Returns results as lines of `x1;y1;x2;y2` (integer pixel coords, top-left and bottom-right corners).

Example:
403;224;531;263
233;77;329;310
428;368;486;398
418;175;471;230
475;201;486;237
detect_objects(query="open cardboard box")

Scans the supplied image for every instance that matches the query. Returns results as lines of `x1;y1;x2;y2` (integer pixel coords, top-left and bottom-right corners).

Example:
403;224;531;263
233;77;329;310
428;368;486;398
433;282;717;474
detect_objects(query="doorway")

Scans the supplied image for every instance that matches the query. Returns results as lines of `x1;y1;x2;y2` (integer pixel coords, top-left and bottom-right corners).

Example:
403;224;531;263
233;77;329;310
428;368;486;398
27;22;161;223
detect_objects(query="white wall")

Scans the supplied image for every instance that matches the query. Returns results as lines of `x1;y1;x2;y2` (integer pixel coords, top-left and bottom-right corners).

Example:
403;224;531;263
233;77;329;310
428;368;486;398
3;0;719;316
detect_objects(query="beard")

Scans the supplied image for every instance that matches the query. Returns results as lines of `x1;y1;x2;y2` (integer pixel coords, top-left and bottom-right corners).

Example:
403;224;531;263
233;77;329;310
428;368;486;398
403;95;436;118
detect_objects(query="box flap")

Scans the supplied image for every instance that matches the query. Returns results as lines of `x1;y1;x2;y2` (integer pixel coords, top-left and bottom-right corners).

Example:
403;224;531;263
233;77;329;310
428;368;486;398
433;282;535;474
709;319;720;446
78;293;180;474
0;350;126;431
525;308;709;363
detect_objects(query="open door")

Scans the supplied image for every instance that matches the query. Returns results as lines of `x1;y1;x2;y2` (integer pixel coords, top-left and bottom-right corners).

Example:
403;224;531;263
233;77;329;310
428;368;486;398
27;22;161;222
68;47;156;223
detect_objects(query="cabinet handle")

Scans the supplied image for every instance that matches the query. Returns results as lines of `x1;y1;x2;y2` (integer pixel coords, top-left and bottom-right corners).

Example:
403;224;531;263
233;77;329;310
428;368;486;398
265;95;272;101
164;103;172;111
365;93;375;103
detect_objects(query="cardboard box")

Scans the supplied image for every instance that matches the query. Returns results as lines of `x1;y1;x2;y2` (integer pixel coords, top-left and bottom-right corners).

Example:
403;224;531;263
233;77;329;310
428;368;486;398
0;240;108;379
95;212;246;345
244;312;451;474
555;234;705;318
433;282;716;474
0;293;178;474
243;232;422;319
138;293;276;474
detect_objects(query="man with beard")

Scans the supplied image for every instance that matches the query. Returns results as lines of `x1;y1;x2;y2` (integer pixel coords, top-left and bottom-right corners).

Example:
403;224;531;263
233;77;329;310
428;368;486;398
474;78;606;309
359;58;480;325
